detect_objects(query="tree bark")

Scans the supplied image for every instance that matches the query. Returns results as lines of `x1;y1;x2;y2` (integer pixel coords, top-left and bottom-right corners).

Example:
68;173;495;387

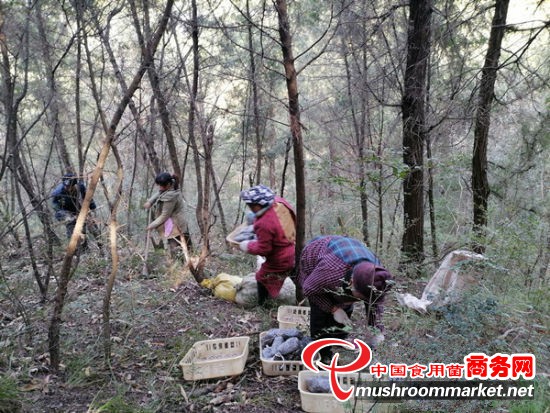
130;0;182;180
274;0;306;301
472;0;510;254
35;2;73;173
246;0;264;185
102;144;123;365
188;0;204;238
400;0;432;270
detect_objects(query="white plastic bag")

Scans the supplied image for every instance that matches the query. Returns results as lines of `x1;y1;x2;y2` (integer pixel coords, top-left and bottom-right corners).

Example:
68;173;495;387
396;250;485;313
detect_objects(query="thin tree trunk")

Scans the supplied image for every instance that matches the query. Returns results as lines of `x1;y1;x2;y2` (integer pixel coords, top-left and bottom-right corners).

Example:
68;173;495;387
274;0;306;301
472;0;509;254
426;51;438;258
102;144;123;365
14;181;47;299
426;134;438;258
35;2;73;173
208;154;229;238
342;30;371;246
48;0;175;369
131;0;182;180
539;232;549;286
246;0;263;184
92;4;161;175
0;3;59;246
376;138;384;252
74;0;84;173
182;0;208;284
189;0;204;237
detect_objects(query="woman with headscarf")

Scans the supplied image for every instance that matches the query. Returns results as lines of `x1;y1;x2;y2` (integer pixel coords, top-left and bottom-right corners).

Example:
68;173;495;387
144;172;192;255
297;235;394;362
239;185;296;305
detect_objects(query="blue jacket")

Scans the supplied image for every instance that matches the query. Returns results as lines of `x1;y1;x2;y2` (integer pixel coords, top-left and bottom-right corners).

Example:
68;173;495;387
51;182;96;214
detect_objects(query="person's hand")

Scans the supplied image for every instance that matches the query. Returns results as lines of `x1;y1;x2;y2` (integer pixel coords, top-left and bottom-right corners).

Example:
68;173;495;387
332;308;352;326
143;201;151;209
239;240;250;252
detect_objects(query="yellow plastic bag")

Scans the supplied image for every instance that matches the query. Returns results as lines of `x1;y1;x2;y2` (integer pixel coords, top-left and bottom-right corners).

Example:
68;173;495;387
200;273;243;302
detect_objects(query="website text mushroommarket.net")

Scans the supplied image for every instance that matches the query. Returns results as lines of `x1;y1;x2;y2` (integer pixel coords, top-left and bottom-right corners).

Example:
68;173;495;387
354;381;535;401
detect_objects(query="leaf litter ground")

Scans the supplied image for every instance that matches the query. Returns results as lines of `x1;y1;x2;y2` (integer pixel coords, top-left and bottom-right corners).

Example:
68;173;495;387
1;248;548;413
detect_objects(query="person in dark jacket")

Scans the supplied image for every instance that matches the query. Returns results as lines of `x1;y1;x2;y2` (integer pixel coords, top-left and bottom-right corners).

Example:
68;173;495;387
297;235;394;361
51;173;100;247
239;185;296;305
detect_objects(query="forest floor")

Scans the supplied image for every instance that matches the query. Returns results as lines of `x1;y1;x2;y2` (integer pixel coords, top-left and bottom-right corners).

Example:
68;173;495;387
1;242;548;413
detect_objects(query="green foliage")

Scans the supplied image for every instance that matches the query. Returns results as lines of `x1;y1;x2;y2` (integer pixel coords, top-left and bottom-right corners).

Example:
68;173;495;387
89;395;152;413
506;377;549;413
0;375;21;413
65;354;104;388
0;376;18;401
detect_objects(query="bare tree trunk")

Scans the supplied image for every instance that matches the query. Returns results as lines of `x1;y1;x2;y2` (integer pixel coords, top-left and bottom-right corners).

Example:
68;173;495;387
208;153;229;238
130;0;182;180
539;231;549;286
426;133;438;258
246;0;263;184
201;123;213;252
426;52;437;258
400;0;432;271
14;181;47;299
35;2;73;173
274;0;306;301
91;4;162;175
180;0;209;284
341;31;371;246
74;0;85;173
0;3;59;246
48;0;175;370
102;145;123;365
376;138;384;252
189;0;204;237
472;0;509;254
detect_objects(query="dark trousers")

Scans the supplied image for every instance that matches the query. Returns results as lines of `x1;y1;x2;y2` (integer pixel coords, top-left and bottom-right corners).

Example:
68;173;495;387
310;304;353;362
310;298;385;362
257;282;269;305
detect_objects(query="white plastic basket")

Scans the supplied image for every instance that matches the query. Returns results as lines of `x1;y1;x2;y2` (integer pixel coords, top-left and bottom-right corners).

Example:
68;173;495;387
179;336;250;380
277;305;310;330
298;370;375;413
259;331;308;376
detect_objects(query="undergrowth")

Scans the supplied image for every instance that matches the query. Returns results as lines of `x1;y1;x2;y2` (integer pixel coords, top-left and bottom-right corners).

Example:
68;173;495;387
0;230;548;412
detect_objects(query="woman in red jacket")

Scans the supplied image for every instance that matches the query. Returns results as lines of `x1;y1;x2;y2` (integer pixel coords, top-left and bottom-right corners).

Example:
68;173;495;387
239;185;296;305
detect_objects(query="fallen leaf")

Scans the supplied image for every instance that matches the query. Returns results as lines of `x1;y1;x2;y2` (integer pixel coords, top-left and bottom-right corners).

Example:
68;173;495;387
19;381;44;392
209;394;232;405
19;375;50;393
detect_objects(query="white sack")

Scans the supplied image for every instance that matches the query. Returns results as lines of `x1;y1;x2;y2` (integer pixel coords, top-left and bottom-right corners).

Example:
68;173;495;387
234;272;296;308
396;250;485;313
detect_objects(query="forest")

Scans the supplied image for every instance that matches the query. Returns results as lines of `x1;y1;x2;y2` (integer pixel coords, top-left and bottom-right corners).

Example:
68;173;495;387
0;0;548;412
